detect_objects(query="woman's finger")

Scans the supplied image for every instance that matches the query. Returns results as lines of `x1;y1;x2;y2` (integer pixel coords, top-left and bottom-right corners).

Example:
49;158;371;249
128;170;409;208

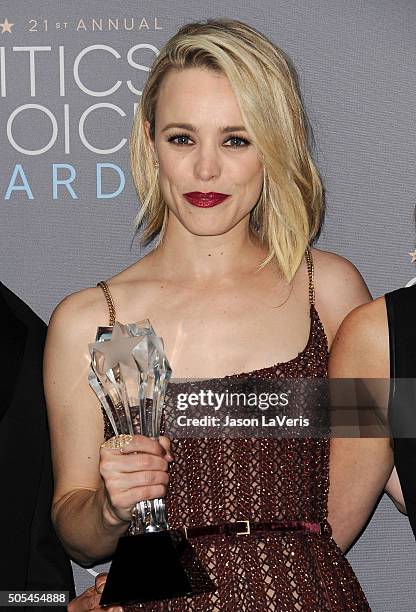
123;469;170;488
159;435;173;459
101;452;171;474
101;434;169;457
112;484;168;508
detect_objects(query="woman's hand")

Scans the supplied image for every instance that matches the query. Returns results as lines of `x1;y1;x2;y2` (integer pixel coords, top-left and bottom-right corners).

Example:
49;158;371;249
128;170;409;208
67;573;122;612
100;434;174;526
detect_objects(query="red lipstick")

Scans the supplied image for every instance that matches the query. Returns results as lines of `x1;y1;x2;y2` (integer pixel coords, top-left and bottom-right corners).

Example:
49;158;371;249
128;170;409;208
183;192;230;208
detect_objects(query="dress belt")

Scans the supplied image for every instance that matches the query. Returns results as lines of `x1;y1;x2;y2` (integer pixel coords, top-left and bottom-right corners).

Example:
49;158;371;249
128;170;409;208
178;519;332;539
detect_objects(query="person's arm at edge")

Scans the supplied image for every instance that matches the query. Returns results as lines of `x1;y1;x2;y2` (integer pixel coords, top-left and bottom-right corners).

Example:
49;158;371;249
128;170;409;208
327;298;394;551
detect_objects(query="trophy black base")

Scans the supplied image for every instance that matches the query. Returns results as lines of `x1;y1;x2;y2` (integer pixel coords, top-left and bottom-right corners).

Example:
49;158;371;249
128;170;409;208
100;530;214;607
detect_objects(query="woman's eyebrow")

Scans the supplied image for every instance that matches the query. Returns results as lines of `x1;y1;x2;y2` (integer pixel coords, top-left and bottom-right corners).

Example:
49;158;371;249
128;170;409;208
161;122;247;133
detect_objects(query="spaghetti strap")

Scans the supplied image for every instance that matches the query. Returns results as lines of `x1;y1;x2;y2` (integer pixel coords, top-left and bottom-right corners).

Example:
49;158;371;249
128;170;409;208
96;252;315;324
97;280;116;326
305;247;315;306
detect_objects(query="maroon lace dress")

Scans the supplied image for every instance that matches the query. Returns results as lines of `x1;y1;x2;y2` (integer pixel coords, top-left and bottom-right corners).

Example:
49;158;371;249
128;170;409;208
100;296;371;611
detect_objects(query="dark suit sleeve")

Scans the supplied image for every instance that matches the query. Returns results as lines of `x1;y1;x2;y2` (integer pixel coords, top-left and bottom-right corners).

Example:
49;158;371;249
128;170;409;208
0;283;75;603
26;413;75;597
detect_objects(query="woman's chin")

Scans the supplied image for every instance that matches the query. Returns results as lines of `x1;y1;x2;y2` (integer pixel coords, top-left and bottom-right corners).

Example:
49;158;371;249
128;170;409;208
182;223;240;238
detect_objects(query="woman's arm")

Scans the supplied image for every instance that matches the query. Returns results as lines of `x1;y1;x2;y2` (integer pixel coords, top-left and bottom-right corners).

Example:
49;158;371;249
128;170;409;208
44;290;172;565
327;297;394;551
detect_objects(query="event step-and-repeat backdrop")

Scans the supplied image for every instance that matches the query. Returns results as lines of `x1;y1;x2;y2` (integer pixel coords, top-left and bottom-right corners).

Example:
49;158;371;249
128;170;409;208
1;2;416;610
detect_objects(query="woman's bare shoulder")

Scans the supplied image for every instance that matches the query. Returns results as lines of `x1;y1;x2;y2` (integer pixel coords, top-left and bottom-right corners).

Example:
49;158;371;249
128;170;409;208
340;295;387;331
333;295;388;351
47;255;156;343
309;247;372;343
310;247;367;287
329;296;388;377
45;285;121;356
49;286;109;331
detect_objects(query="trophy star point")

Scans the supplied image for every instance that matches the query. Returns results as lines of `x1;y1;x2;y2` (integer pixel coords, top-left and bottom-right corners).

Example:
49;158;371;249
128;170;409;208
0;18;14;33
110;321;126;341
89;334;145;373
89;321;171;377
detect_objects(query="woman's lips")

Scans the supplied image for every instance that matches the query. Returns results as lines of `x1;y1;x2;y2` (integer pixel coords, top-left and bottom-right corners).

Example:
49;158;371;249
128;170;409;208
183;192;230;208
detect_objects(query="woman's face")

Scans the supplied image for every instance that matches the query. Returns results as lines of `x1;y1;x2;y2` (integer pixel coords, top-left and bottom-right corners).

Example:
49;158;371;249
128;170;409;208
148;67;264;237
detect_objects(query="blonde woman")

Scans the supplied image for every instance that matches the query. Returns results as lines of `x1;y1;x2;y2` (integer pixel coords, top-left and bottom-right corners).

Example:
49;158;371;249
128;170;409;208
45;19;383;611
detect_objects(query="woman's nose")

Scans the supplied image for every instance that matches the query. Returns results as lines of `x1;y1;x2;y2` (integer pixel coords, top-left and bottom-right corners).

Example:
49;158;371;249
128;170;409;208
193;146;221;182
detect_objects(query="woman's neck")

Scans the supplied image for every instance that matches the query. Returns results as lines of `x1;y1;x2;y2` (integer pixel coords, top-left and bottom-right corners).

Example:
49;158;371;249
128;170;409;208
151;219;268;283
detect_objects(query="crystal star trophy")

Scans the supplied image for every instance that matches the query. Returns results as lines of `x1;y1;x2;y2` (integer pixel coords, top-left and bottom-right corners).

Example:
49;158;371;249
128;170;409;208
88;320;193;606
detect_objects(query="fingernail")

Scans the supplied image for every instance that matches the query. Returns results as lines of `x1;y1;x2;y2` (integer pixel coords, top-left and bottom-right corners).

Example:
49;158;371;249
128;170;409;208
97;583;104;593
167;454;174;462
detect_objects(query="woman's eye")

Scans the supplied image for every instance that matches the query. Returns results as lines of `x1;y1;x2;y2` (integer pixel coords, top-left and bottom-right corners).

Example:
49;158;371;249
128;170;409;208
168;134;192;146
167;134;250;148
225;136;250;148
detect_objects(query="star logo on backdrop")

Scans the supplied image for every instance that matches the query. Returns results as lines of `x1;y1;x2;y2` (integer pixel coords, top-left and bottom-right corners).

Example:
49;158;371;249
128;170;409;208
0;17;14;33
409;250;416;264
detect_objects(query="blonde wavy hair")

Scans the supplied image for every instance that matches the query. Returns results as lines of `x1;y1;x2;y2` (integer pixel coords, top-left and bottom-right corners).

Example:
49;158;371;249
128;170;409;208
130;18;324;282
